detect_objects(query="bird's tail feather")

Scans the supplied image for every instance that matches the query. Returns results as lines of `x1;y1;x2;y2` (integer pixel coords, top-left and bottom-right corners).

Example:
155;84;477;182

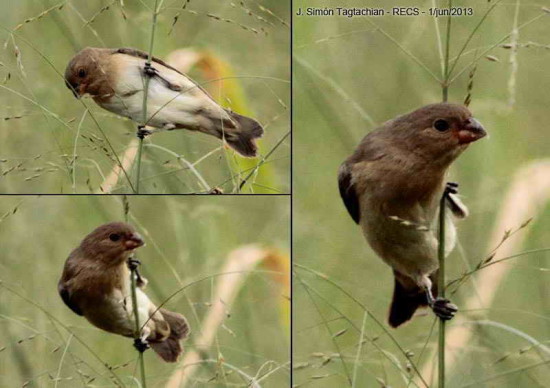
150;308;190;363
223;110;264;157
388;271;438;328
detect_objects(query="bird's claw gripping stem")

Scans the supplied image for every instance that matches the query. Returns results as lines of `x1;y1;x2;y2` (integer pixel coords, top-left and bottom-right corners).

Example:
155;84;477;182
127;258;147;287
137;63;156;140
137;125;152;140
143;62;158;78
128;258;141;271
425;285;458;321
444;181;459;196
133;338;150;353
429;297;458;321
143;61;182;91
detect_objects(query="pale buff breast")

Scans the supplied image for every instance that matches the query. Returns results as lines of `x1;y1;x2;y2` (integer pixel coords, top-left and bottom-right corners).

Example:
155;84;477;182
81;288;135;337
81;268;157;339
353;160;456;279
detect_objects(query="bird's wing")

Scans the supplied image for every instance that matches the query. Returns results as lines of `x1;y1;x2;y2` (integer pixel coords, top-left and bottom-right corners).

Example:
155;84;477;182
338;135;386;224
114;47;215;101
112;48;233;127
58;282;83;316
338;162;361;224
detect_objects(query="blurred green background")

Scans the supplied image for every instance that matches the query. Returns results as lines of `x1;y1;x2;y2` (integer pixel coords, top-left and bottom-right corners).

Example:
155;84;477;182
294;1;550;387
0;195;290;387
0;0;290;194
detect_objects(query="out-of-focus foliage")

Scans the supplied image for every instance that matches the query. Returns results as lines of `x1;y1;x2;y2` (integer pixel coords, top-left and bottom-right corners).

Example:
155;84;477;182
294;1;550;387
0;0;290;194
0;195;290;387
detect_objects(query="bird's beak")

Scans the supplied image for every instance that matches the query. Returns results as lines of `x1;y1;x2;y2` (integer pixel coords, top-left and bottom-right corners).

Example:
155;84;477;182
458;117;487;144
65;80;81;99
125;233;145;250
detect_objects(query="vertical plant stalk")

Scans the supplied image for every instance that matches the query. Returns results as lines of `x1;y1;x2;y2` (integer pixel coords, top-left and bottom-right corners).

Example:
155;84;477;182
441;0;452;103
135;138;145;194
437;195;446;388
124;196;147;387
439;2;452;387
130;262;147;388
419;160;550;382
135;0;161;193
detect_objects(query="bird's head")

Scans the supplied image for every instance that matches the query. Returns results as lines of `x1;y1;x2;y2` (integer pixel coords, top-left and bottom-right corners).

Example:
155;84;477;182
79;222;145;264
64;47;106;99
386;103;487;167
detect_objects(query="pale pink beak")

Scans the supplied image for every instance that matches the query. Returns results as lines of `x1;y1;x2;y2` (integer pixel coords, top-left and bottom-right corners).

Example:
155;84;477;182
458;118;486;144
124;232;144;250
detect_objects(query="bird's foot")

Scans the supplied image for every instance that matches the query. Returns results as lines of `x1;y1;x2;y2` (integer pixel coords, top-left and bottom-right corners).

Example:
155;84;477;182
137;125;152;139
444;182;459;196
135;270;148;288
430;297;458;321
133;338;150;353
143;62;182;91
208;187;224;194
127;258;141;271
143;62;158;78
128;258;148;287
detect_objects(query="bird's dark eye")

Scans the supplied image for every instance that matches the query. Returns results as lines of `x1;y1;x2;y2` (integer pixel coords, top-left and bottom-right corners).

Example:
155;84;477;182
109;233;120;242
78;69;86;78
433;119;450;132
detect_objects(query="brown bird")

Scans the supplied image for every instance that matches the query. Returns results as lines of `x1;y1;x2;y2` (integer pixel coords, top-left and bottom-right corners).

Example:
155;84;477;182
64;47;264;157
338;103;487;328
58;222;190;362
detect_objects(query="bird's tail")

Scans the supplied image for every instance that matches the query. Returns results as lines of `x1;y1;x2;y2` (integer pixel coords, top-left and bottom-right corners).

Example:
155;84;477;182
222;110;264;157
150;308;190;363
388;271;438;328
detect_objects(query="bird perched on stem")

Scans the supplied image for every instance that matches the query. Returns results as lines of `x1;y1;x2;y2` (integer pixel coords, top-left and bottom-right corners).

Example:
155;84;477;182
338;103;486;328
64;47;264;157
58;222;189;362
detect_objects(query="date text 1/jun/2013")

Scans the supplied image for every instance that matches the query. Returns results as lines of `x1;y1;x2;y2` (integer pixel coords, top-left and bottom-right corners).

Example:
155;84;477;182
296;7;474;18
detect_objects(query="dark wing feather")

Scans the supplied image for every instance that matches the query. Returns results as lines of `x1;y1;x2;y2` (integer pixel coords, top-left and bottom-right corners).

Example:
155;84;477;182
338;162;360;224
338;130;388;225
58;283;83;316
